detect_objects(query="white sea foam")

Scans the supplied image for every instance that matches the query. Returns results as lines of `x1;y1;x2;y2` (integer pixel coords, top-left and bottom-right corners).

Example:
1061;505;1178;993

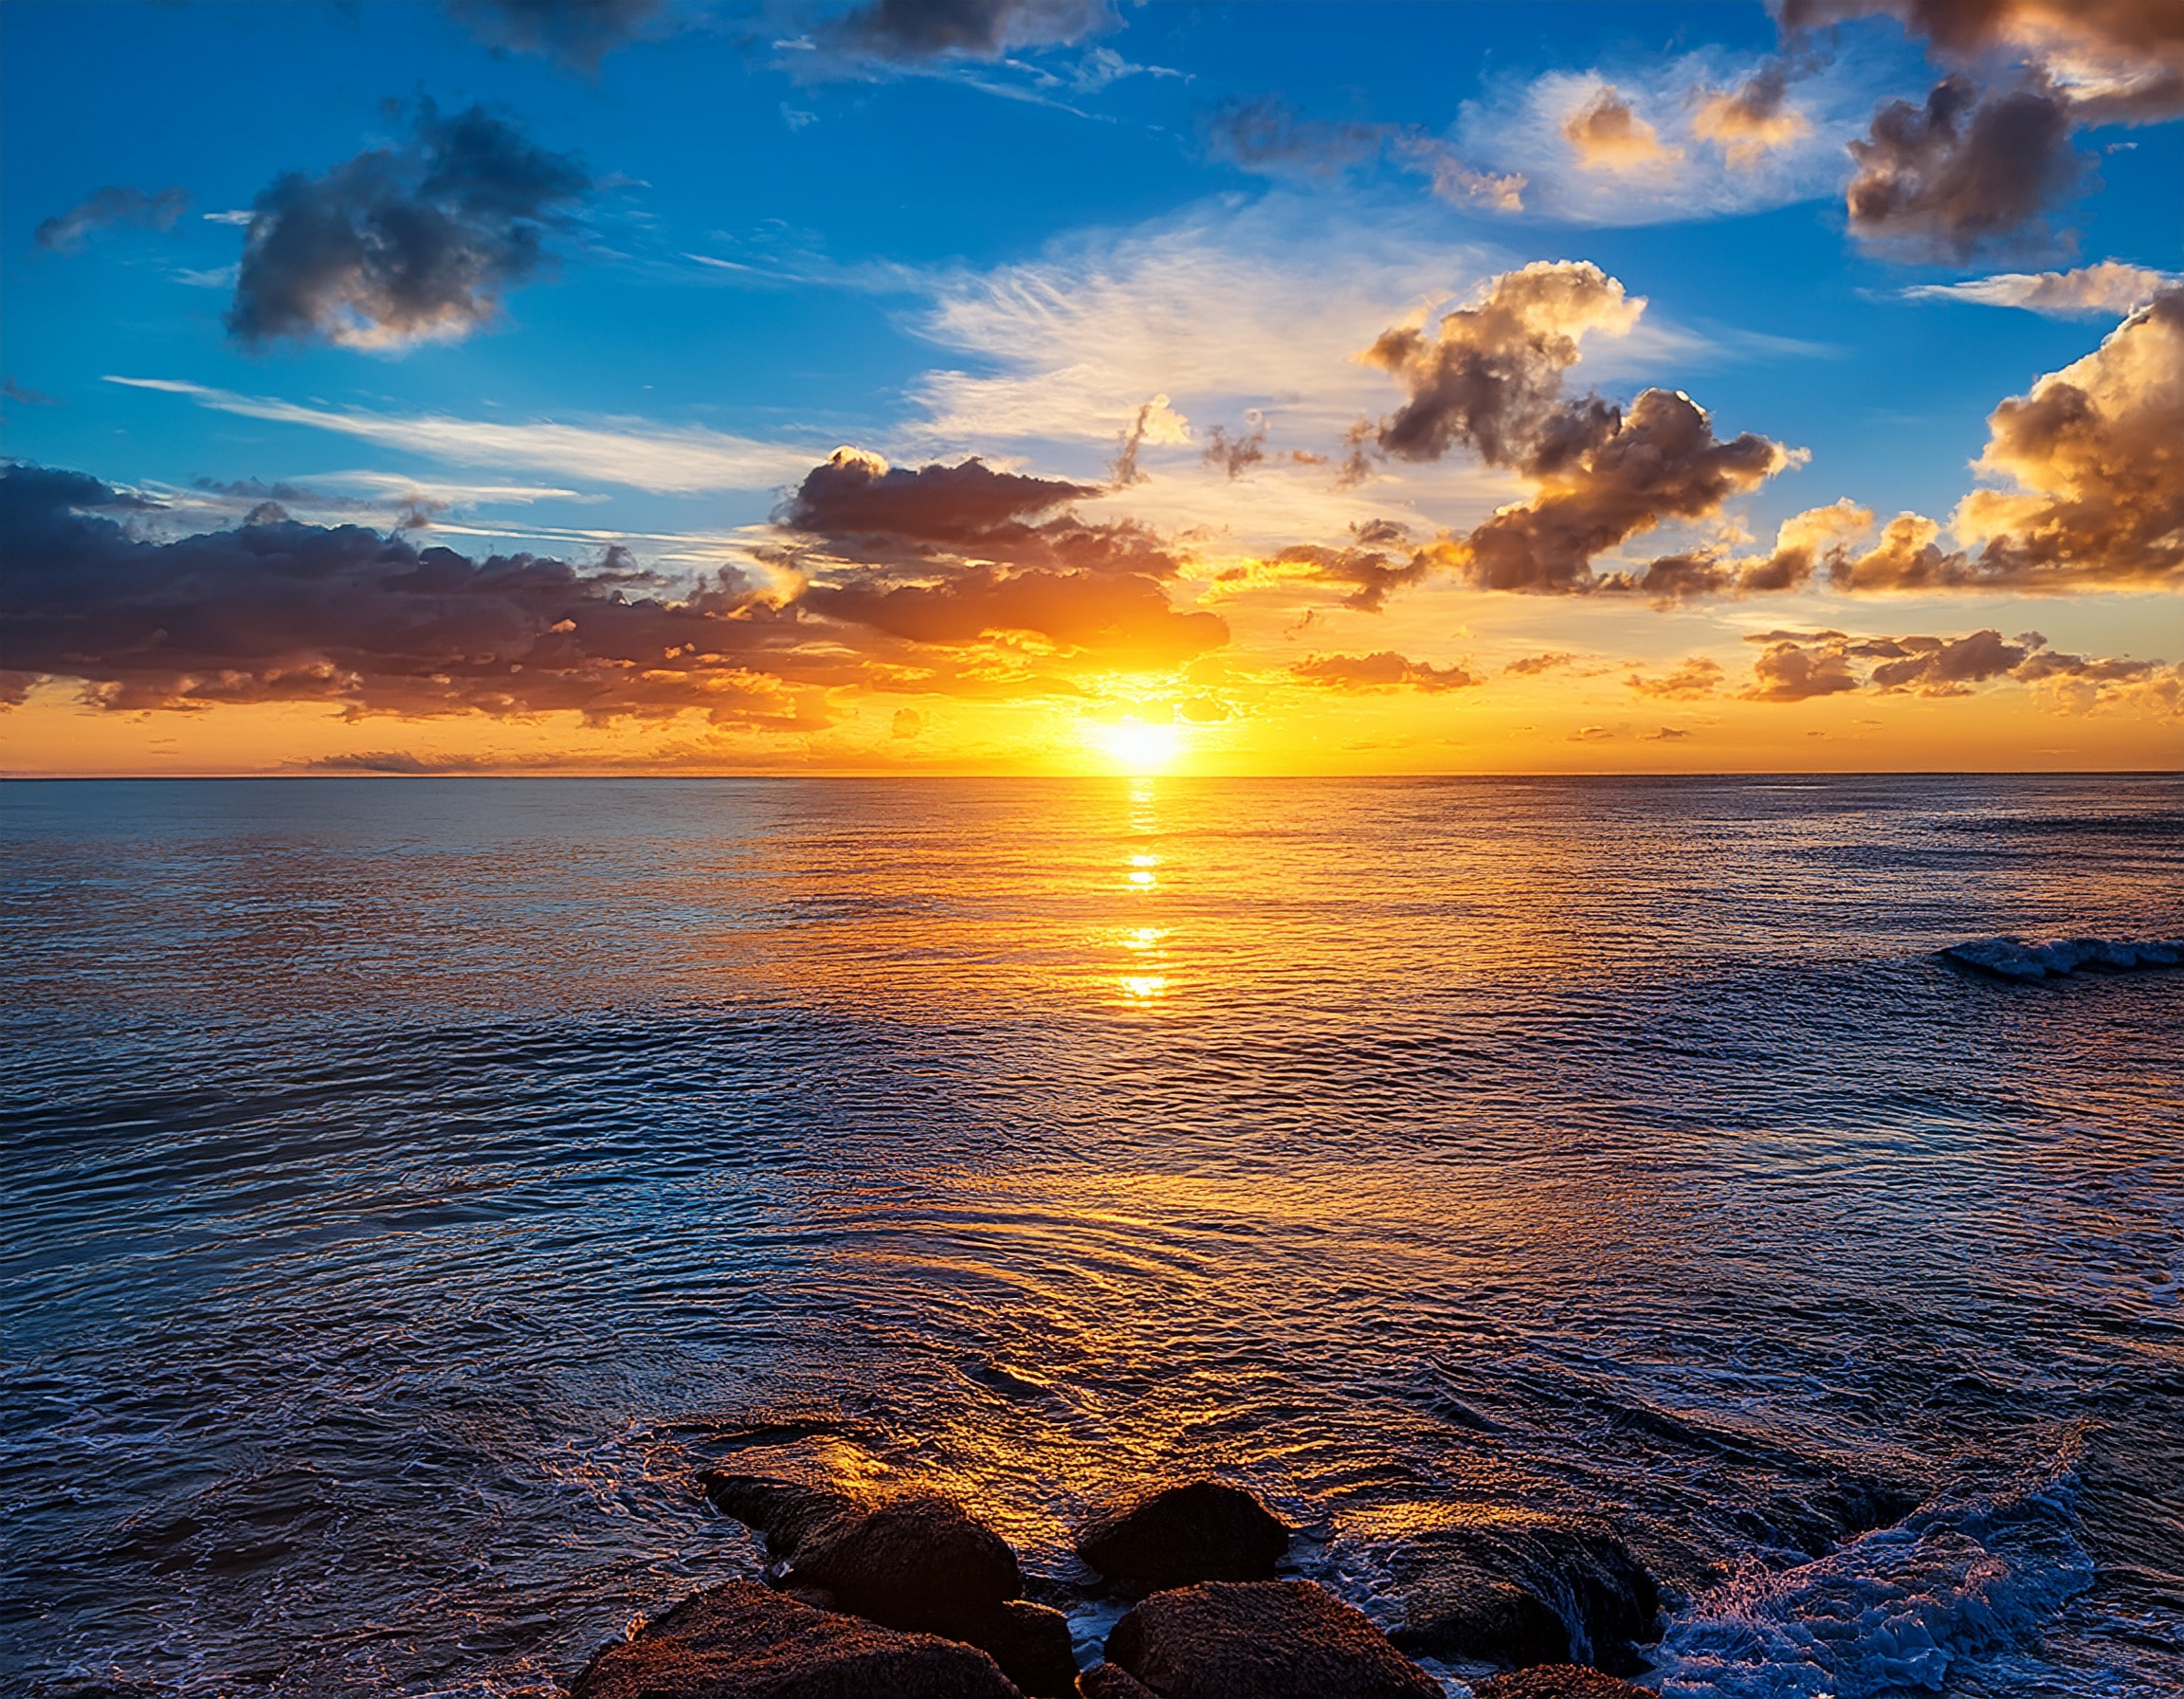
1941;936;2184;982
1650;1452;2093;1697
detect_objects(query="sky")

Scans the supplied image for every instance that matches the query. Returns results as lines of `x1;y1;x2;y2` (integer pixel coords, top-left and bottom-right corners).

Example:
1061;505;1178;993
2;0;2179;777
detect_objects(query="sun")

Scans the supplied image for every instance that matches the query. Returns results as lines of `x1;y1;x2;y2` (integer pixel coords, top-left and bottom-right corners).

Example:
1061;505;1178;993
1093;720;1185;774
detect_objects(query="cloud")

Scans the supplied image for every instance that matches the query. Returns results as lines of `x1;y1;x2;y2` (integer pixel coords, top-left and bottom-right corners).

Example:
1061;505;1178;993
1690;64;1814;167
1628;655;1725;698
1843;75;2081;259
813;0;1114;65
227;101;591;349
780;448;1226;663
107;376;817;493
1731;623;2172;707
0;463;830;722
1781;1;2184;125
445;0;664;70
1291;651;1483;693
1561;85;1684;173
4;378;58;407
1202;420;1267;481
1365;260;1643;468
1504;650;1577;675
1205;97;1525;210
1902;260;2180;317
34;186;188;254
1111;393;1191;484
1364;262;1794;594
1265;540;1429;612
1829;288;2184;593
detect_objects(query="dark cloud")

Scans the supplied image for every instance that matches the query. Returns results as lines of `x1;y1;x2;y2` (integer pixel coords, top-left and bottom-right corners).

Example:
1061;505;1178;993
1204;96;1525;209
1844;75;2081;258
1504;650;1577;676
227;102;591;350
819;0;1113;64
0;462;838;722
1203;422;1267;481
1291;651;1483;693
445;0;664;71
1269;542;1430;612
34;186;188;254
1781;1;2184;124
1734;623;2169;704
779;448;1224;663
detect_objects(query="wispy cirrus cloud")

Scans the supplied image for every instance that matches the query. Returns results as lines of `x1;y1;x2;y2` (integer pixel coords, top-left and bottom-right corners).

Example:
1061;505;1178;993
35;185;189;254
104;376;821;493
1902;260;2180;318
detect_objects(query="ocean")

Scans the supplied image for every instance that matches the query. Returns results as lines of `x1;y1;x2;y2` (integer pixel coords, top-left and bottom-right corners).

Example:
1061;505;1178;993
3;774;2179;1698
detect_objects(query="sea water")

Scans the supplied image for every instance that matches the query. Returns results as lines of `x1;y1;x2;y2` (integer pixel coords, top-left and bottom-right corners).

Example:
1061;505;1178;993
3;775;2179;1697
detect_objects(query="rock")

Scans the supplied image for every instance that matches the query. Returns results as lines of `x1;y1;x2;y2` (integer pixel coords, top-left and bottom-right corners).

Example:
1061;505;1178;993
1105;1580;1441;1699
568;1580;1023;1699
1074;1482;1291;1593
1078;1665;1161;1699
1471;1668;1653;1699
960;1599;1080;1697
699;1471;862;1558
1384;1509;1659;1673
789;1494;1024;1631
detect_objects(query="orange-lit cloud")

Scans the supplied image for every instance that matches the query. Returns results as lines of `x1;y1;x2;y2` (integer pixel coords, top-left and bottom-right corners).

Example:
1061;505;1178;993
1561;86;1684;173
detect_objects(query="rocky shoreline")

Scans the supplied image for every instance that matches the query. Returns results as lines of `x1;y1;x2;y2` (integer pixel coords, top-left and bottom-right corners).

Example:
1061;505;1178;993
570;1475;1664;1698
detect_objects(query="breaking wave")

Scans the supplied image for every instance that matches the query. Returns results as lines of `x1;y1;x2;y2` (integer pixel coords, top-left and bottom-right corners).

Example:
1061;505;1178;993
1650;1448;2094;1698
1940;935;2183;982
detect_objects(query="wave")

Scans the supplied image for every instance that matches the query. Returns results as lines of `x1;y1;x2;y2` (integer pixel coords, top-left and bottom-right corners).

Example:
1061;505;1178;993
1940;936;2183;982
1648;1448;2093;1698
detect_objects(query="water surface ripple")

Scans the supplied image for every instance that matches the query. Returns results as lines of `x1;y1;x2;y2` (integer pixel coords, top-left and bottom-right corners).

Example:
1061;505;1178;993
3;776;2180;1697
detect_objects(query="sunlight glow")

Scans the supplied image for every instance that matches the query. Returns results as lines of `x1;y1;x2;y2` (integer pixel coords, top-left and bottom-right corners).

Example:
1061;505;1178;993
1094;720;1185;774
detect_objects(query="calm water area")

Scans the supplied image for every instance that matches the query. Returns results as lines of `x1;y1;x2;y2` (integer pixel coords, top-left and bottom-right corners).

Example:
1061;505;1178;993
3;775;2180;1697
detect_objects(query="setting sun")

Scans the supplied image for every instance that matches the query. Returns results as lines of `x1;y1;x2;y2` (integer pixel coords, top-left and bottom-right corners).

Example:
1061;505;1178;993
1093;721;1185;774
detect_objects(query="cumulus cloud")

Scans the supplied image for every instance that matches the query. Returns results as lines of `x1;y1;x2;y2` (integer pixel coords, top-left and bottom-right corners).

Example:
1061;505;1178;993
1561;85;1684;173
227;102;591;350
34;186;188;254
1902;260;2180;318
780;448;1226;664
1827;289;2184;593
1291;651;1483;692
445;0;663;70
1782;0;2184;124
1731;623;2172;706
1111;393;1191;484
1843;74;2080;258
1363;262;1793;594
1690;64;1813;167
0;463;827;721
1206;97;1526;210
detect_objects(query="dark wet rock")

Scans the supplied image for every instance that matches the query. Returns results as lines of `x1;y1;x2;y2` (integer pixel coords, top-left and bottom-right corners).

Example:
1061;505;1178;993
568;1579;1023;1699
1078;1665;1160;1699
1105;1580;1441;1699
1472;1668;1652;1699
789;1494;1023;1630
700;1471;862;1558
1384;1510;1659;1674
958;1599;1079;1697
1074;1481;1290;1593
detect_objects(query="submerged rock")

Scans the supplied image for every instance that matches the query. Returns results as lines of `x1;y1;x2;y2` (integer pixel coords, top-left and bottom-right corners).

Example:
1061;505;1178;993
1074;1481;1291;1593
1384;1509;1659;1673
567;1580;1022;1699
963;1599;1080;1697
1471;1668;1652;1699
1104;1580;1442;1699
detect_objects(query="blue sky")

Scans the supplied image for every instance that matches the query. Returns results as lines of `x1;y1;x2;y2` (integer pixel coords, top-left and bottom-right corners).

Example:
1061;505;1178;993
2;1;2179;774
